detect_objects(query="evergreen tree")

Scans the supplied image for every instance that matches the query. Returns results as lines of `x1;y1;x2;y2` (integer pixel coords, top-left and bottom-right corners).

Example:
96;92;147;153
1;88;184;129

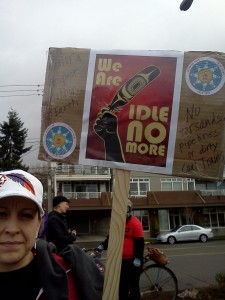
0;109;32;171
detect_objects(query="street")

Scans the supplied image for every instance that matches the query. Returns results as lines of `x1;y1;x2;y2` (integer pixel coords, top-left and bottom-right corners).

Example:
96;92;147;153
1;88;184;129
77;239;225;292
153;240;225;291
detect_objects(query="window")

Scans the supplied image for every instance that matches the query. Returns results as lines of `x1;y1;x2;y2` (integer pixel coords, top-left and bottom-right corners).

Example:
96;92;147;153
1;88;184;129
63;182;72;199
169;209;181;229
186;178;195;190
75;182;98;198
179;225;192;232
161;178;182;191
218;181;225;190
130;178;150;196
161;178;195;191
203;207;225;228
192;225;201;231
158;210;169;231
196;181;217;190
133;210;150;232
62;164;70;172
63;182;72;193
75;183;97;192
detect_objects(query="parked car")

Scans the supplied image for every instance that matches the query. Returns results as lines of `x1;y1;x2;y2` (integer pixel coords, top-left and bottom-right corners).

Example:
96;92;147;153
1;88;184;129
157;225;214;244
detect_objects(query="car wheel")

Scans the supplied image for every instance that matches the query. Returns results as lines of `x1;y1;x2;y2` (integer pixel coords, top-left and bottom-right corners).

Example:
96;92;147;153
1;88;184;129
199;234;208;243
167;236;176;244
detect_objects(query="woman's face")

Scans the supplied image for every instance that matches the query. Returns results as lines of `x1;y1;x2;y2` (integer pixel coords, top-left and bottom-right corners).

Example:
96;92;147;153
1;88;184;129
0;197;41;272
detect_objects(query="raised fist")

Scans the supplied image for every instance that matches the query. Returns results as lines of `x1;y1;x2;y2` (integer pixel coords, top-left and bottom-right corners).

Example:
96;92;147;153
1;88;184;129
94;109;119;140
93;109;124;162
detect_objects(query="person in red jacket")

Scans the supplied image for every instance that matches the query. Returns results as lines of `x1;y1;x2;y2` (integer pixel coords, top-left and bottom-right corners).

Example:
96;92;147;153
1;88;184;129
0;169;103;300
95;199;144;300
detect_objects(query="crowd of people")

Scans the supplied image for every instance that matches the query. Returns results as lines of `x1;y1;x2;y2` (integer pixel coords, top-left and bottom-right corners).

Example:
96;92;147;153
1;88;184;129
0;169;144;300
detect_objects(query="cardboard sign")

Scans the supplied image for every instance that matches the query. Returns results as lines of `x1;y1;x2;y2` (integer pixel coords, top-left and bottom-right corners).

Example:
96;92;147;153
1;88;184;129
39;47;90;163
39;48;225;180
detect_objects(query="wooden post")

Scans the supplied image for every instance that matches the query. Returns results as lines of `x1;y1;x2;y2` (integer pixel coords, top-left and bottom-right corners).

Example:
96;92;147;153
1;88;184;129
102;169;131;300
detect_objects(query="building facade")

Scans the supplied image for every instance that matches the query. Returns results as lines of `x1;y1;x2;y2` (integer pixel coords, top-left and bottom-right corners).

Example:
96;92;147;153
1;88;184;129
36;164;225;239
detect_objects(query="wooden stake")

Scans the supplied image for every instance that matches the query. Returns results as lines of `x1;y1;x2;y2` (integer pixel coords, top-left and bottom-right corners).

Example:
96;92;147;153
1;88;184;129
102;169;131;300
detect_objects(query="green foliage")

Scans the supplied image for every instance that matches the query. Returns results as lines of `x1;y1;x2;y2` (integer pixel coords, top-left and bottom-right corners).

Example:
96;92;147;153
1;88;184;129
196;285;225;300
216;272;225;286
0;109;31;171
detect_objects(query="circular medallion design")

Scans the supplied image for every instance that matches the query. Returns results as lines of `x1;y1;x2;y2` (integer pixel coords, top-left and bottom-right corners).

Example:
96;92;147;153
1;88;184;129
43;123;76;159
185;57;225;95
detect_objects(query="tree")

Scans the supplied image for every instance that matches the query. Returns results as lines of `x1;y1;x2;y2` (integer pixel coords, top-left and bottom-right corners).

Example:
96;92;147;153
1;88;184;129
0;109;32;171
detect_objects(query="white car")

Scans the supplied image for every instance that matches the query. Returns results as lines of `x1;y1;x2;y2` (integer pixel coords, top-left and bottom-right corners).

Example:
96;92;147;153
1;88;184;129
157;225;214;244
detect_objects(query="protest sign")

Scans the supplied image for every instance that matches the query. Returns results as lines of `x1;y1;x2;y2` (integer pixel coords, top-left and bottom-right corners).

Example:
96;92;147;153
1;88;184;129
39;48;225;180
39;47;225;299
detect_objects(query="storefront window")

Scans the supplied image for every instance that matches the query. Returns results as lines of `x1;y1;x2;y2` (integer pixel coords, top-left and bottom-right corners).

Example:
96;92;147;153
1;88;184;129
133;210;150;232
158;210;169;231
203;207;225;228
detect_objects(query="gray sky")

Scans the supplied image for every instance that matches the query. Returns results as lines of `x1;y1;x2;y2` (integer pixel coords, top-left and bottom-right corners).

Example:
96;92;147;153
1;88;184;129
0;0;225;167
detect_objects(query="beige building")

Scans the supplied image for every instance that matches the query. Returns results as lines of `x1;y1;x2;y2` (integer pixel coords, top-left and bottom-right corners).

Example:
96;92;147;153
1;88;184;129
37;164;225;239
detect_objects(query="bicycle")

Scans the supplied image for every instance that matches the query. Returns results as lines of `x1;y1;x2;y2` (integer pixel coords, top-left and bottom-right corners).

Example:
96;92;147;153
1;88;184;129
140;246;178;300
82;247;105;275
83;246;178;299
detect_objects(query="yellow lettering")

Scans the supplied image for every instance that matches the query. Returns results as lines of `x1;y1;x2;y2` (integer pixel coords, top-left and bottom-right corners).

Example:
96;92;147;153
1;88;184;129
95;72;122;86
112;62;122;72
136;105;150;121
129;105;135;119
126;142;165;156
96;72;106;85
138;143;149;154
158;145;165;156
160;107;169;122
98;59;112;71
145;122;167;144
112;76;122;86
126;142;137;153
127;121;142;142
128;105;169;122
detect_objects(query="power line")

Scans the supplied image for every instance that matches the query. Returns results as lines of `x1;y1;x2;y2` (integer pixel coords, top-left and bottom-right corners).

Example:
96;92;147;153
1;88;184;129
22;145;40;158
26;141;40;145
0;89;44;93
0;84;44;87
0;84;44;97
0;94;42;97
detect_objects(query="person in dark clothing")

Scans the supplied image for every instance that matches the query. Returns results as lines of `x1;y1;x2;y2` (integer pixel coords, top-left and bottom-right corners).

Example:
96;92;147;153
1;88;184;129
38;208;48;239
0;169;103;300
95;199;145;300
46;195;76;253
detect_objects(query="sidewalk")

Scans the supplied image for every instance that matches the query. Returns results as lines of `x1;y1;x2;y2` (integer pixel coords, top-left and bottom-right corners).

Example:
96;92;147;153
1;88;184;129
75;234;105;248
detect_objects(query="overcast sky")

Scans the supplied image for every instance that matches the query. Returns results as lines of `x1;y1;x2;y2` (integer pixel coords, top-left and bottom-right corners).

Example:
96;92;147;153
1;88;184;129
0;0;225;167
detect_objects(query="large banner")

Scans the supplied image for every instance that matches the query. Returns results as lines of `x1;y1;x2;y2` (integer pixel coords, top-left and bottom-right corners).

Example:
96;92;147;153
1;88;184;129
39;48;225;180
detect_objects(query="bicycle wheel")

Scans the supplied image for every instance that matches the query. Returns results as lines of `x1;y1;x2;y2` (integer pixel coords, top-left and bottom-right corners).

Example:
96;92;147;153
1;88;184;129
140;264;178;300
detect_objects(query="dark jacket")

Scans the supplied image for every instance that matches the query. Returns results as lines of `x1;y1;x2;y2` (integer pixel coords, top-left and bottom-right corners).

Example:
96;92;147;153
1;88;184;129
36;239;103;300
46;210;76;253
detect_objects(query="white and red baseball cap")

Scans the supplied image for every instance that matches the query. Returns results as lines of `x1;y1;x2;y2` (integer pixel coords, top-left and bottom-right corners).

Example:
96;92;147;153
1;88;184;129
0;169;44;216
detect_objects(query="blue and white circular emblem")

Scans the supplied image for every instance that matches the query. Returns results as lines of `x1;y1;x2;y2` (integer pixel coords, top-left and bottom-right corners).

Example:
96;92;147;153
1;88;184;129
185;57;225;95
43;123;76;159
